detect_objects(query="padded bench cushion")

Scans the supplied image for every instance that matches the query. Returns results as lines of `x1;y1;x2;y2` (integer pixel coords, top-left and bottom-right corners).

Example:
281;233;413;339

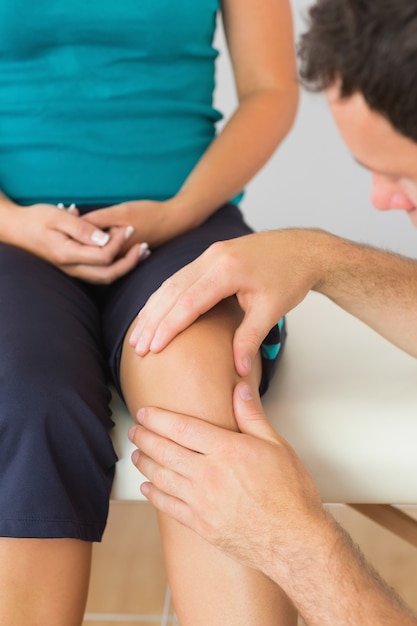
111;292;417;503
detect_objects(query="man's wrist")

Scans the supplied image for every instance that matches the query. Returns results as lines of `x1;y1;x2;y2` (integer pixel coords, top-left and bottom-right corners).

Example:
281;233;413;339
264;505;337;588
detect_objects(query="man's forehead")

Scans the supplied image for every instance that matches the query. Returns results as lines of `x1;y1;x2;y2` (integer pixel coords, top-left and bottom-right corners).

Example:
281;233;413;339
325;86;417;179
325;86;367;118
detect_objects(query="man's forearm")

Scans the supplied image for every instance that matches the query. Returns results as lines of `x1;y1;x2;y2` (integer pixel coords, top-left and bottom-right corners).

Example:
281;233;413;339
131;227;417;365
309;230;417;358
265;510;417;626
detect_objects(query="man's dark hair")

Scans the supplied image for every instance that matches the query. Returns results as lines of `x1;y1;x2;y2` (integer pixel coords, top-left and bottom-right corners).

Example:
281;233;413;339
298;0;417;142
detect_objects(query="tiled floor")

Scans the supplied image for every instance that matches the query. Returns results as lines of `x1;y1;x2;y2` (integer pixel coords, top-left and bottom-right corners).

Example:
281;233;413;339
83;503;171;626
83;502;417;626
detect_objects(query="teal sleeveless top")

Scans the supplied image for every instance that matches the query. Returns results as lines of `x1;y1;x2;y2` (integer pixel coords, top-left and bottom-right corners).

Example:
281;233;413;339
0;1;224;205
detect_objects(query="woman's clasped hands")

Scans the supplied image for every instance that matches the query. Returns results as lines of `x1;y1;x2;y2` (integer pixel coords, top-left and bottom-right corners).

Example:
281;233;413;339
4;200;153;284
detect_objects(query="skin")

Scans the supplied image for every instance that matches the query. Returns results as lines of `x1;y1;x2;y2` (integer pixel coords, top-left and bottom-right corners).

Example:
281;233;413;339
0;539;92;626
113;3;300;621
82;0;299;252
130;90;417;366
0;0;299;623
0;194;147;284
130;383;417;626
120;301;297;625
327;87;417;228
127;90;417;625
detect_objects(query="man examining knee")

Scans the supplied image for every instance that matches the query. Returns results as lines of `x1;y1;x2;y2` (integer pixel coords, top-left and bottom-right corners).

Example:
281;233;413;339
128;1;417;623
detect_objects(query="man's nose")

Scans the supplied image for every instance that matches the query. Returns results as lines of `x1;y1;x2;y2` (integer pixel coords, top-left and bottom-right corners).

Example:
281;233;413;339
370;174;415;212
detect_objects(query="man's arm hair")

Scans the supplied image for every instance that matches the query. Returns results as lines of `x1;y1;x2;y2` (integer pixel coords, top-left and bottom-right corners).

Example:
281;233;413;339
267;507;417;626
310;230;417;358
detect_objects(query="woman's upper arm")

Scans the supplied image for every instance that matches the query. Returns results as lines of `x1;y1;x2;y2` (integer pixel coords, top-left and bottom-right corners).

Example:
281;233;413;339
220;0;298;100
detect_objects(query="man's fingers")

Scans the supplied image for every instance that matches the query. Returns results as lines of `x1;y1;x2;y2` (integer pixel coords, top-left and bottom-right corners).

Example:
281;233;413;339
140;482;193;529
132;447;192;500
129;273;220;355
148;277;230;352
130;422;198;478
128;278;191;354
129;247;236;355
133;405;226;455
132;438;201;531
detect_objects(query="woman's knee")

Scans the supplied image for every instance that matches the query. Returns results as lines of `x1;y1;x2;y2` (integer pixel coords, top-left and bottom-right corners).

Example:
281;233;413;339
120;299;261;430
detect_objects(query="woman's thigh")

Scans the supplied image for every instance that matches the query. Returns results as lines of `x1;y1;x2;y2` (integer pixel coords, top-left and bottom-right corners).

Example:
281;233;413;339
0;244;117;541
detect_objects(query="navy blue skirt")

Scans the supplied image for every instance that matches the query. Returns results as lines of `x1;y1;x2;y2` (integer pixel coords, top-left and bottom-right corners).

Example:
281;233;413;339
0;203;285;541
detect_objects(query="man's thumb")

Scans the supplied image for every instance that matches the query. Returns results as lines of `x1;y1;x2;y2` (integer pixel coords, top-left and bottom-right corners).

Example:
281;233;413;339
233;382;276;441
233;315;269;377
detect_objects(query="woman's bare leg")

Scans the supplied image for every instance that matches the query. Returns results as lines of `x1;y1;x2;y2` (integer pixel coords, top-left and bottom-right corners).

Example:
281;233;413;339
120;299;297;625
0;538;91;625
